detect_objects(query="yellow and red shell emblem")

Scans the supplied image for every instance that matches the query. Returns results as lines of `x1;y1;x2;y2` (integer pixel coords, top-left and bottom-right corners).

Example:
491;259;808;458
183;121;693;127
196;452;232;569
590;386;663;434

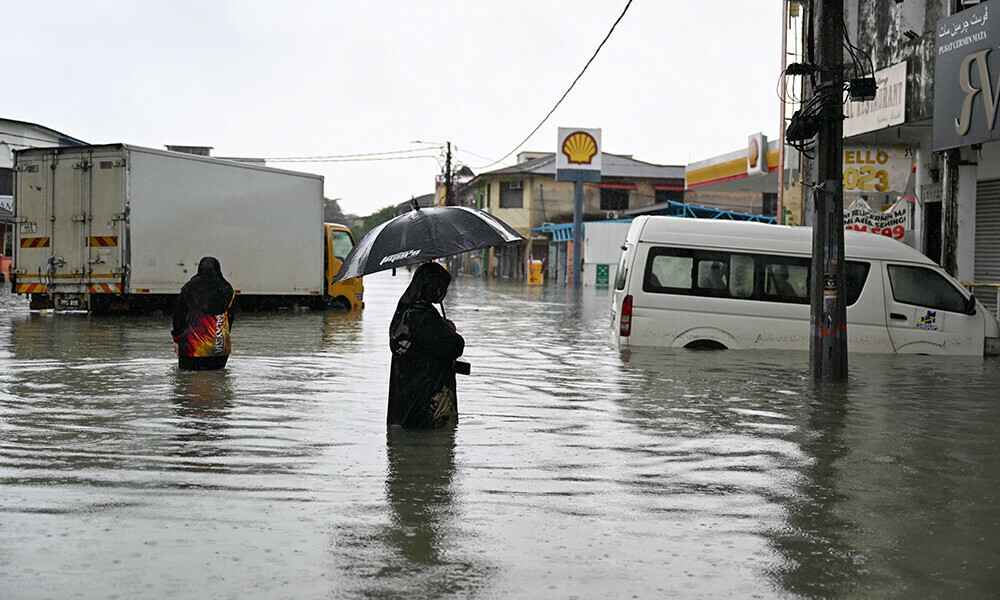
561;131;598;165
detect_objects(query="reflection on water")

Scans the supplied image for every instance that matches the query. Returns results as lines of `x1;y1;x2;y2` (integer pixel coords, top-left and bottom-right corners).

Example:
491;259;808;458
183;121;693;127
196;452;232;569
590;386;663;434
1;277;999;599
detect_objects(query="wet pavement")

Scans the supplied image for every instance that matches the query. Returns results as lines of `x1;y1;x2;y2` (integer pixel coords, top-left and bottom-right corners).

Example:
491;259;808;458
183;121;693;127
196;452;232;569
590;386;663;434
1;272;999;599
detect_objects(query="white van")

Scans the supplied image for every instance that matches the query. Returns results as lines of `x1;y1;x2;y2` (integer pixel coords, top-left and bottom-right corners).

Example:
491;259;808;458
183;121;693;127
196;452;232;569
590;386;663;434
610;216;1000;356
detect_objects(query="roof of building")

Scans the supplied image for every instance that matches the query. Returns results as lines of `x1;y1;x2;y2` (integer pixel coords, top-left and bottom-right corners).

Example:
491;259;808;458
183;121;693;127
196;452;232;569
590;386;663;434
482;152;684;181
0;117;87;147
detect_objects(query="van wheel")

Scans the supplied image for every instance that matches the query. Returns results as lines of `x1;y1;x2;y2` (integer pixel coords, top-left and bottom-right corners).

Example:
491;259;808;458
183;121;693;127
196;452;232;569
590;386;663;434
684;340;727;350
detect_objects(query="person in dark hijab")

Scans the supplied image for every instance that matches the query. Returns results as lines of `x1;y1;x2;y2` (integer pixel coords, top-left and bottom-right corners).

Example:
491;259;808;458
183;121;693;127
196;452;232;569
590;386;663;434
388;262;465;428
171;256;235;371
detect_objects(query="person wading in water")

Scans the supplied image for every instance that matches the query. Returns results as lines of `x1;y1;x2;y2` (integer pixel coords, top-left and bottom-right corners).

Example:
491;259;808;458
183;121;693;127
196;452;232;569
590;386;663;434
387;262;465;428
171;256;235;371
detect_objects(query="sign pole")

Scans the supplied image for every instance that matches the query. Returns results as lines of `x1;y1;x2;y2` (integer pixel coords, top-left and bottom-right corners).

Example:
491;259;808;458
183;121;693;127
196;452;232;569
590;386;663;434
572;178;584;287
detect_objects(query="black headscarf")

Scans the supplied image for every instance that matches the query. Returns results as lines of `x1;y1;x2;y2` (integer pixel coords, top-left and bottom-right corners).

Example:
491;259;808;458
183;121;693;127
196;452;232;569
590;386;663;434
179;256;234;315
396;262;451;309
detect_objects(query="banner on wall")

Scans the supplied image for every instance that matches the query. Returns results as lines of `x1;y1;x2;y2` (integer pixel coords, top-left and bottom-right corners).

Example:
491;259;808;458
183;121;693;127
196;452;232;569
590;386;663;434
781;180;803;226
844;197;909;240
842;146;915;195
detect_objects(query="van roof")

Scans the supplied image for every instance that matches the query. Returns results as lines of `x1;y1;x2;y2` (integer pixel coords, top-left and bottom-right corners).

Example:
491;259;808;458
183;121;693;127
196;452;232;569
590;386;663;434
628;215;934;265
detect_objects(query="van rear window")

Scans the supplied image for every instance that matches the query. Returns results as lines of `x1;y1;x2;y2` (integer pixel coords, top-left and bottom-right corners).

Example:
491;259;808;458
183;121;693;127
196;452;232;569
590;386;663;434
615;244;634;290
642;247;869;306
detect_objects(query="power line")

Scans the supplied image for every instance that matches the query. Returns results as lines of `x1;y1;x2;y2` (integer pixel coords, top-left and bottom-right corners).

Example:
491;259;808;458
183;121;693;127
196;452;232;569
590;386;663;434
479;0;634;170
263;147;438;162
265;154;440;163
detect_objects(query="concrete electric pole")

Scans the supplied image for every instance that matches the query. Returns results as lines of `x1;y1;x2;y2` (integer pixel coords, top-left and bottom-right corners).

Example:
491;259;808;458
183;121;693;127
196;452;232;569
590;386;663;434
808;0;848;380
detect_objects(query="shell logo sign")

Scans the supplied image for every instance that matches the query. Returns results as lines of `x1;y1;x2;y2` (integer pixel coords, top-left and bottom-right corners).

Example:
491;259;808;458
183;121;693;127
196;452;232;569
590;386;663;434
556;127;602;175
561;131;598;165
747;132;768;176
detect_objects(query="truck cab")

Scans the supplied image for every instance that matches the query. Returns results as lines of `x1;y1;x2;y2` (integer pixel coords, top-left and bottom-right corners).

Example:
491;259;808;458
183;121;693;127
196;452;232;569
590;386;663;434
324;223;363;310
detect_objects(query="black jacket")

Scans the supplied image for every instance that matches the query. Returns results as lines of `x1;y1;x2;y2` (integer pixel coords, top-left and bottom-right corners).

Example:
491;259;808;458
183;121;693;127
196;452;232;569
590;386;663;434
388;263;465;427
171;257;235;358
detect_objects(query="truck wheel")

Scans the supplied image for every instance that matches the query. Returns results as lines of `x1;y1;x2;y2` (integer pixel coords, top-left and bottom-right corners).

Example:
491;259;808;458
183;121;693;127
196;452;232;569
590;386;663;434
326;296;352;311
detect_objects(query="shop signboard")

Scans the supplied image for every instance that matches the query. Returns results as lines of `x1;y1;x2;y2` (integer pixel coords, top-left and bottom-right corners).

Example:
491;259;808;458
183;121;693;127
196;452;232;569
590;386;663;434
843;62;906;138
933;1;997;151
844;197;909;240
842;146;914;195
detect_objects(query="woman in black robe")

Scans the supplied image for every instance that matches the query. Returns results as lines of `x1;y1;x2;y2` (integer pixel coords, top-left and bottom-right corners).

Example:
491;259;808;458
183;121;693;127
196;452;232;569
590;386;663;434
171;256;235;371
388;262;465;428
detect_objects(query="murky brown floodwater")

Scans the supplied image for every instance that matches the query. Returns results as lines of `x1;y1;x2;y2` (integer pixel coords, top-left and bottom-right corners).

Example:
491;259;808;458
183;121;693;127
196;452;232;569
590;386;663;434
2;271;999;599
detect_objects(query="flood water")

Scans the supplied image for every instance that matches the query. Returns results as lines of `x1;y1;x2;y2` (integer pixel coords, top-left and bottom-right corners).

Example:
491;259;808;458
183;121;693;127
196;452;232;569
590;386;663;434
1;271;999;599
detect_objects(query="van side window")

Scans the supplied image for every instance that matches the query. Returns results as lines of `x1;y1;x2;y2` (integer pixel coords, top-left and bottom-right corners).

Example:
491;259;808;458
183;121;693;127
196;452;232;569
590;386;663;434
642;247;869;307
729;255;755;298
887;264;969;313
845;261;871;305
645;250;693;291
764;261;808;302
697;260;728;294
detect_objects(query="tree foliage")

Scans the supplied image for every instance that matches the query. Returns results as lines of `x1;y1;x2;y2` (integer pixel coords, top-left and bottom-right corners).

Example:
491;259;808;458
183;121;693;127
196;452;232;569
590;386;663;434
352;204;398;240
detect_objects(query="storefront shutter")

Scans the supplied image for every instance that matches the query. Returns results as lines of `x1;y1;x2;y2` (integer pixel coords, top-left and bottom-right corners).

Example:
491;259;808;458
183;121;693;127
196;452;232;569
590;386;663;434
974;179;1000;316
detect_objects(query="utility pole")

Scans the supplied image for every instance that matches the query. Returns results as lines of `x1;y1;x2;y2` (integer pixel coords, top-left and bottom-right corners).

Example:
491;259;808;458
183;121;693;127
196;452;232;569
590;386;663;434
809;0;848;380
444;141;453;206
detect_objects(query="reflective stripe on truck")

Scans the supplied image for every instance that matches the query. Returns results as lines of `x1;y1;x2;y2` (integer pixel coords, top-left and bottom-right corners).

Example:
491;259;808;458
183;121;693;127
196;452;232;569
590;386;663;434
20;237;50;248
16;283;48;293
89;283;121;293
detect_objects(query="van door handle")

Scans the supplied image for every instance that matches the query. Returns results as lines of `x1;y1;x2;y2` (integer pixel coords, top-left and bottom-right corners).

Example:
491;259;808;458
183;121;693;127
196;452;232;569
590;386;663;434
890;312;907;320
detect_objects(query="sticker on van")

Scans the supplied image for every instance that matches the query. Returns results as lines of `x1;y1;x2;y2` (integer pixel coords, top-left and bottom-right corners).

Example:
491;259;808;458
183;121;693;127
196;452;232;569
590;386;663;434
916;311;937;331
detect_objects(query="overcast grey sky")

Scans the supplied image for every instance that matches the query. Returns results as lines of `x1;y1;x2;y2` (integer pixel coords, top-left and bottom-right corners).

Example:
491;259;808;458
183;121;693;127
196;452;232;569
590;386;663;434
8;1;784;216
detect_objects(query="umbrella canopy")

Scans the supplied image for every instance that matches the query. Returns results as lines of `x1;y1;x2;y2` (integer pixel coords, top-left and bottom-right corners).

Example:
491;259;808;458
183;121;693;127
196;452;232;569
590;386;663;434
333;206;524;282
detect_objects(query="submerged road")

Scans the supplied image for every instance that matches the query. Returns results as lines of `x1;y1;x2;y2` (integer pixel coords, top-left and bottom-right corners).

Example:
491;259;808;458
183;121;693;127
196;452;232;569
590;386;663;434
1;272;999;599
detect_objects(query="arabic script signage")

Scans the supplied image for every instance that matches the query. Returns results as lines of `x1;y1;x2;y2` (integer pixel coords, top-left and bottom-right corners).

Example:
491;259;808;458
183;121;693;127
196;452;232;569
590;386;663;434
933;1;998;151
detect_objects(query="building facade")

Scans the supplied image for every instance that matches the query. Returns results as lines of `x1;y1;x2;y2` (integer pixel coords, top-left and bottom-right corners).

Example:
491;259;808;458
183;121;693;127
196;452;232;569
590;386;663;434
462;152;684;281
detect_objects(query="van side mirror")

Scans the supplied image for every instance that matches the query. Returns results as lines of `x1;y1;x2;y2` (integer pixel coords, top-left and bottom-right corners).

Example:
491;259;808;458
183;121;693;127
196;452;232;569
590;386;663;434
965;295;978;315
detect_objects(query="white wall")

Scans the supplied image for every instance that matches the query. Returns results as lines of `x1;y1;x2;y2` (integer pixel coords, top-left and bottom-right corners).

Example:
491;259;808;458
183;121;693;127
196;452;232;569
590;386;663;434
582;221;632;286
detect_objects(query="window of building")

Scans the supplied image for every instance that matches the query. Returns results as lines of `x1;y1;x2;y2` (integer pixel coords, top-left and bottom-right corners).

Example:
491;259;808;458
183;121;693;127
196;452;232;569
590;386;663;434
762;192;778;217
499;180;523;208
0;167;12;197
655;188;683;204
600;187;629;211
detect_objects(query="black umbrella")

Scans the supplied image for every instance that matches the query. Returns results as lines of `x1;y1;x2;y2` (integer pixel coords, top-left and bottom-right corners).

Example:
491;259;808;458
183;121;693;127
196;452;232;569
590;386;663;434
333;205;524;282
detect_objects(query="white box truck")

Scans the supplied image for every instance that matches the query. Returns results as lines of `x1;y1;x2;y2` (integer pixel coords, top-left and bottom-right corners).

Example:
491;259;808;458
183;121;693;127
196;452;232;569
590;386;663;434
11;144;364;312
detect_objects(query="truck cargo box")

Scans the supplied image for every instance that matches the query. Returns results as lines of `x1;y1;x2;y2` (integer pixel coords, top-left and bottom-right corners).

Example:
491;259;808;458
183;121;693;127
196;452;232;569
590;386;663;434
12;144;326;311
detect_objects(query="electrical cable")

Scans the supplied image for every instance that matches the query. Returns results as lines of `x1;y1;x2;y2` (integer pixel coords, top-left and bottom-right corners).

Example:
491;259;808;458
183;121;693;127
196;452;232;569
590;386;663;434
477;0;634;170
264;154;440;163
263;147;438;161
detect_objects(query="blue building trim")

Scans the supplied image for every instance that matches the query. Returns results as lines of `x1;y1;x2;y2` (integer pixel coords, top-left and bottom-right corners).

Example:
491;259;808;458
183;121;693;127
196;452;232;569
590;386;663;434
532;201;776;240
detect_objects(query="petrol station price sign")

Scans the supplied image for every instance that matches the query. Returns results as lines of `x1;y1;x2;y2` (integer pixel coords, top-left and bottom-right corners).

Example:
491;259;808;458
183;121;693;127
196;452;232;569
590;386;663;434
842;146;914;194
